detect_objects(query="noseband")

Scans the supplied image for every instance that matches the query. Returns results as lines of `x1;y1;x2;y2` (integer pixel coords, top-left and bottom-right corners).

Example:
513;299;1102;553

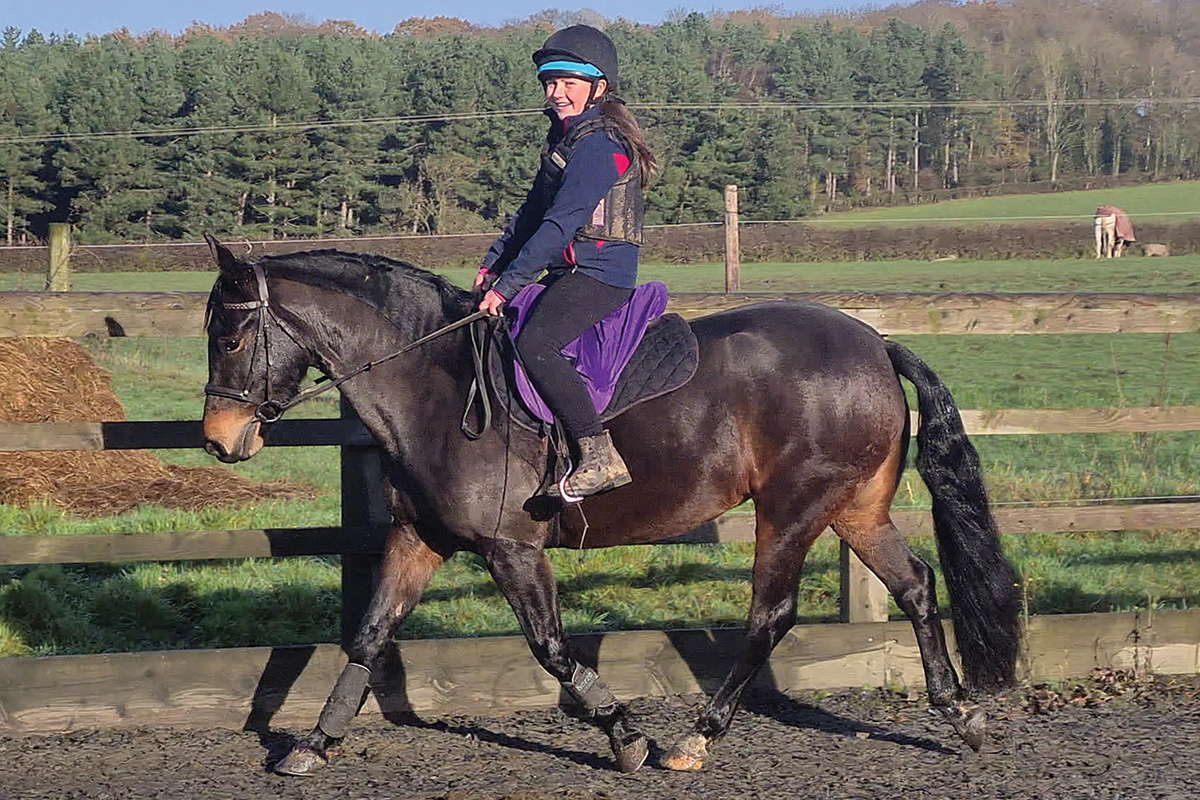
204;261;492;431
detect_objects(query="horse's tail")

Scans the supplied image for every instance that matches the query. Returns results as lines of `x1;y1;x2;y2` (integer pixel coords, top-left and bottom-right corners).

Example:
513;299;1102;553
885;340;1022;691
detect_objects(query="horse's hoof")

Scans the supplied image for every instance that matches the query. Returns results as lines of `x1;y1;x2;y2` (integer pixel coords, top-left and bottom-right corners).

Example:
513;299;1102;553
660;733;708;771
940;702;987;752
273;744;328;776
613;733;649;773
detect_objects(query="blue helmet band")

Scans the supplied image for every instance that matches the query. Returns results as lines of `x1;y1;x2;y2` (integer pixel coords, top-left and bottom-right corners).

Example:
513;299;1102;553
537;60;605;79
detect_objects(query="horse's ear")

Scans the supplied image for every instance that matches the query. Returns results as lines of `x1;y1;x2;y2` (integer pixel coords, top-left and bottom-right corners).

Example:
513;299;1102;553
204;234;245;278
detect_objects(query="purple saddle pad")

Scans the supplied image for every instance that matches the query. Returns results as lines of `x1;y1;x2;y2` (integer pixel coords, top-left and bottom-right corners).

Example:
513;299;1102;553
508;280;669;425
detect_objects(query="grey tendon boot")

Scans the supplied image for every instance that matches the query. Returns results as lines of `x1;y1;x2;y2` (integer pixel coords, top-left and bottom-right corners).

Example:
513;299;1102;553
553;430;632;502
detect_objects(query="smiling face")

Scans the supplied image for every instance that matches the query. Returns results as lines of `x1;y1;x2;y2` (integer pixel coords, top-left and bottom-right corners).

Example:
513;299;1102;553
543;76;607;120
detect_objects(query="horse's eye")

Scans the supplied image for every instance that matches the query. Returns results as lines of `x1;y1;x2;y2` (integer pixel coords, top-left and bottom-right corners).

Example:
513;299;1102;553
221;337;244;354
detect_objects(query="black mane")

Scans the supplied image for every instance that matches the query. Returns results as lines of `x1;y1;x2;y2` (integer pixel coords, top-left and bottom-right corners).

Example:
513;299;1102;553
259;248;476;325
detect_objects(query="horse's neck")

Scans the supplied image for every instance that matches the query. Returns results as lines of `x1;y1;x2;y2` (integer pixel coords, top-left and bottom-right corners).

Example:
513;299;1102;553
286;281;472;440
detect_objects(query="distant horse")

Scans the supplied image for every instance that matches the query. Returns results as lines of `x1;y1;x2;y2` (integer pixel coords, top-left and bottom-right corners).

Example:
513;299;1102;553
201;238;1021;776
1094;205;1135;258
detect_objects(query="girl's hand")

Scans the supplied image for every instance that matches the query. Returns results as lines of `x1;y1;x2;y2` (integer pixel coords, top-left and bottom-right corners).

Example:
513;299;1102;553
473;266;493;291
478;288;506;316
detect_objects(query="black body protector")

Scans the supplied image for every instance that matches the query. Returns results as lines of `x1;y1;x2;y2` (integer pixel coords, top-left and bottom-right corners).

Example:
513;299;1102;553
540;112;644;247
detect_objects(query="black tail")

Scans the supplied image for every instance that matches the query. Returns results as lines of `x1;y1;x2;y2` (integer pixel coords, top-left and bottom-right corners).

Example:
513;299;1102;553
886;340;1021;691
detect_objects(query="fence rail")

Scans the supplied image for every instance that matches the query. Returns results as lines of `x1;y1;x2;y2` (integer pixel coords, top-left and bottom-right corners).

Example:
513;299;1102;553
2;290;1199;337
3;502;1200;567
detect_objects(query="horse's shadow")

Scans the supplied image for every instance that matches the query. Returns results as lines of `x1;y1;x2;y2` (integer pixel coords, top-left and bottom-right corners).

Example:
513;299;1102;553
738;687;957;755
242;641;613;771
241;636;952;773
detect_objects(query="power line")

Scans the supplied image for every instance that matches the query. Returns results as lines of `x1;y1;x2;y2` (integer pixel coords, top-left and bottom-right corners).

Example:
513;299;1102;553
0;107;547;146
2;96;1198;146
636;97;1200;111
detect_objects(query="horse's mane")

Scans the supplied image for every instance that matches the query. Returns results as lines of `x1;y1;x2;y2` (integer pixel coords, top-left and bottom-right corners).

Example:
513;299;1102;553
259;248;476;325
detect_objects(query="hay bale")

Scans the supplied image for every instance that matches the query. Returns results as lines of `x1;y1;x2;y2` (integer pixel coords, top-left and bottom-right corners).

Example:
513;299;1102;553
0;339;315;517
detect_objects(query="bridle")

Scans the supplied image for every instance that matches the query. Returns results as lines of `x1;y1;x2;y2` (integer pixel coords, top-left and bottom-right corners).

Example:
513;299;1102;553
204;261;491;433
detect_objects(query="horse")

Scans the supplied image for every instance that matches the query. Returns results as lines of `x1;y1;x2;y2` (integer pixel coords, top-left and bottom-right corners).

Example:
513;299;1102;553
1094;205;1135;258
200;237;1022;776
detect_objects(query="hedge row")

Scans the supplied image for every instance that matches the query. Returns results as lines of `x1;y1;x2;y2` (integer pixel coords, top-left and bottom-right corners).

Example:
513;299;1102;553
0;221;1194;274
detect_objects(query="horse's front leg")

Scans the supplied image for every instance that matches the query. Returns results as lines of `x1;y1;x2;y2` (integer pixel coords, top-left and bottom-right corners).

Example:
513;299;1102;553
485;539;649;773
274;524;446;776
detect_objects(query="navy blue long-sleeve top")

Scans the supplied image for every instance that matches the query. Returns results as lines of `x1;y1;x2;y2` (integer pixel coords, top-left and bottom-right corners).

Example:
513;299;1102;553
482;104;639;300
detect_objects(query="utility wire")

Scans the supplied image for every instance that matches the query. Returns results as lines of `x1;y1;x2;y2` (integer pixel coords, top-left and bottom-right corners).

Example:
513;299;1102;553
0;107;547;145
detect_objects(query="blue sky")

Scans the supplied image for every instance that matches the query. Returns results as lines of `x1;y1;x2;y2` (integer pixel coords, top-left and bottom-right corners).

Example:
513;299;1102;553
6;1;860;38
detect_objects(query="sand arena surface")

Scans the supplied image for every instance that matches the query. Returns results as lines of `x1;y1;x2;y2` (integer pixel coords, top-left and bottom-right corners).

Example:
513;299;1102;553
1;673;1198;799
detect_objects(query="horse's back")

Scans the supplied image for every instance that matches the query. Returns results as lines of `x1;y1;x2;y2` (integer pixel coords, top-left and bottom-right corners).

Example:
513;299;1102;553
626;300;905;448
689;300;896;386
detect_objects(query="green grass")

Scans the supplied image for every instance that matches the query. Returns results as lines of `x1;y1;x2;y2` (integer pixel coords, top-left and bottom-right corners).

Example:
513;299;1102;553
642;256;1200;293
810;179;1200;225
1;257;1199;656
5;253;1199;295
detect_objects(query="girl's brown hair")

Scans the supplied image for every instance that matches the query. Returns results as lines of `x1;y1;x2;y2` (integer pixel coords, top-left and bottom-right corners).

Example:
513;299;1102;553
598;97;658;185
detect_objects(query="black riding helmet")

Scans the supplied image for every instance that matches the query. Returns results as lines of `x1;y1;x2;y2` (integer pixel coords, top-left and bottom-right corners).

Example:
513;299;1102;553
532;25;619;92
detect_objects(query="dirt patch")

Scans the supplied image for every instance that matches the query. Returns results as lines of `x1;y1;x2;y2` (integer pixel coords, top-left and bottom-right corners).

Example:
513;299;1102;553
0;338;314;517
0;672;1197;799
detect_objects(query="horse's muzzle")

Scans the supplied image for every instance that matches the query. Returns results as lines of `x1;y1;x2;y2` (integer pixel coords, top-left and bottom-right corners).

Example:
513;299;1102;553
202;402;265;462
204;438;245;463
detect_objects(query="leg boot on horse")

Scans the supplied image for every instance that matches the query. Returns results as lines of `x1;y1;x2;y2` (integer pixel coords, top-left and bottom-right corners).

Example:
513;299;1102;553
485;538;649;772
273;526;445;776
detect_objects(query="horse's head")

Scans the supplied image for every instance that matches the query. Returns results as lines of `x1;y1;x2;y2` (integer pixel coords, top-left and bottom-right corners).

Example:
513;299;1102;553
201;236;314;463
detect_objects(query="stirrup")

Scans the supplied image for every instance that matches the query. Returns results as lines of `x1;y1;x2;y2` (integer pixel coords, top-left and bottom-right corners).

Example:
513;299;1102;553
557;472;585;504
552;456;584;504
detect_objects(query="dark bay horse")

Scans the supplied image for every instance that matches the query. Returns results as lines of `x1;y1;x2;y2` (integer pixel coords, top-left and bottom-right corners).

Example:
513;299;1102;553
200;239;1021;776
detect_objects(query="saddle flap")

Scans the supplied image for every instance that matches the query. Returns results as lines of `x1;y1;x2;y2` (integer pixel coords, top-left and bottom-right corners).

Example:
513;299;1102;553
487;284;699;433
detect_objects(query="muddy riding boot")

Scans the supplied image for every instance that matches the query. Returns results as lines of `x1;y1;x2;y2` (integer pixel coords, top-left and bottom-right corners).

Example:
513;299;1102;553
553;431;631;502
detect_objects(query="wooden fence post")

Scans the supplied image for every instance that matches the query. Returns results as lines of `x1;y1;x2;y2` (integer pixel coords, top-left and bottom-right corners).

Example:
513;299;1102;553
839;540;890;623
724;185;740;293
46;223;71;292
339;397;388;651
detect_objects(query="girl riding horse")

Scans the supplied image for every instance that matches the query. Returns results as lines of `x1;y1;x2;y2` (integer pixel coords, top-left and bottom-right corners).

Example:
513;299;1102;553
475;25;657;501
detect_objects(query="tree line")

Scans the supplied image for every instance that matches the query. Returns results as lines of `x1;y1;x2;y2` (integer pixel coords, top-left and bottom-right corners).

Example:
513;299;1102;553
0;2;1197;245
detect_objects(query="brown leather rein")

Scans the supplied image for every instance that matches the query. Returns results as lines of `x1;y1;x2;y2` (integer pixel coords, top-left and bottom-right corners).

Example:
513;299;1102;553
204;261;491;434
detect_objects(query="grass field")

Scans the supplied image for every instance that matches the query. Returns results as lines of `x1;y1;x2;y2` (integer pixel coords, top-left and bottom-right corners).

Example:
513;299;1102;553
4;253;1200;294
808;179;1200;226
1;256;1199;657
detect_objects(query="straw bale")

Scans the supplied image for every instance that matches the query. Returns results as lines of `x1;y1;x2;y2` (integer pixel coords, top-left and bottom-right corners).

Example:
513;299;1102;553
0;339;315;518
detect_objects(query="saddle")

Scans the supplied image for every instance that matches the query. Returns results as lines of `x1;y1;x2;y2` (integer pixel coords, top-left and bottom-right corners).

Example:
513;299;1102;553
482;282;700;435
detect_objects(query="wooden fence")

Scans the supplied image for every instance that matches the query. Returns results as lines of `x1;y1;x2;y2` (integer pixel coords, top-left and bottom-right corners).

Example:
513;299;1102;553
1;289;1199;732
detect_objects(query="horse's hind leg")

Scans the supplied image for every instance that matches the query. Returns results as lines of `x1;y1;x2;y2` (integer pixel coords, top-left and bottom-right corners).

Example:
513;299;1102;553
662;500;823;771
833;492;985;750
485;539;649;773
274;524;446;776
